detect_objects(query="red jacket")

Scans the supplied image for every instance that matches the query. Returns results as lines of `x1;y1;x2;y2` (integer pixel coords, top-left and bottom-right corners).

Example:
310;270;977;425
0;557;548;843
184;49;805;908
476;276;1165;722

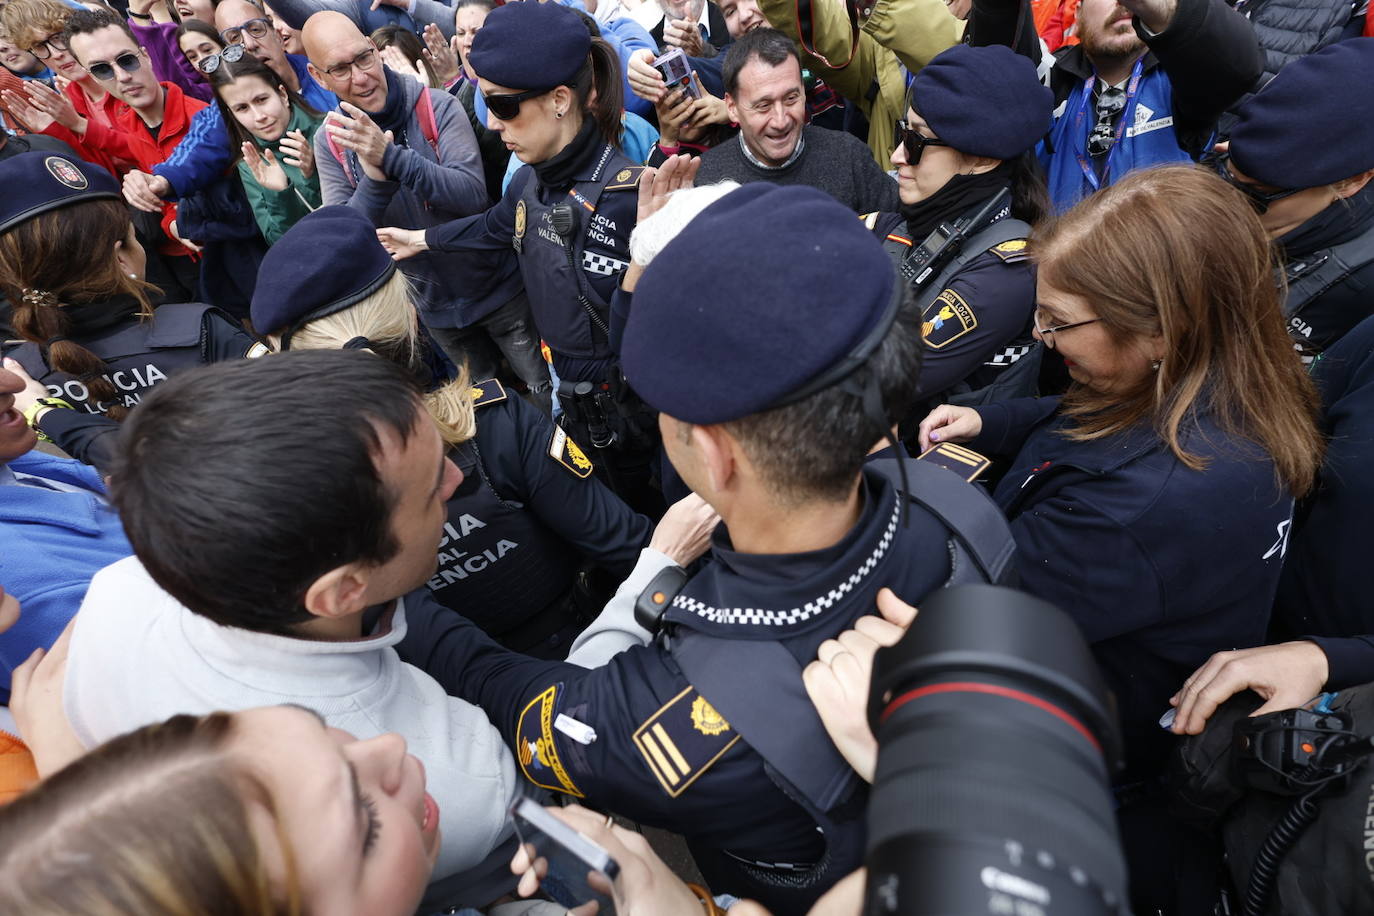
97;82;207;256
42;80;138;177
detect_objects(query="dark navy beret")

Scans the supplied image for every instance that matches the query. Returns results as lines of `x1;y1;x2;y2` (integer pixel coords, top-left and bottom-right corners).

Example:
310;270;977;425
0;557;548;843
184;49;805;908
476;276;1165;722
1231;38;1374;190
250;206;396;338
908;43;1053;161
0;152;122;235
623;185;897;425
468;1;590;91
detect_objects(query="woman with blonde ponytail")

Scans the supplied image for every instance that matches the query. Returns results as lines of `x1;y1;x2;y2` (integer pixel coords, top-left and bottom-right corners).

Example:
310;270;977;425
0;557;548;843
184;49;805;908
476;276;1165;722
0;152;254;469
254;207;660;659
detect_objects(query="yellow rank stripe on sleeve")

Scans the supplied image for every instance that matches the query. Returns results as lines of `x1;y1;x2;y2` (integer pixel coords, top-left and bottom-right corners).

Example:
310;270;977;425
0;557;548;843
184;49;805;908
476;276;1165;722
469;378;508;408
515;685;584;798
549;427;594;478
633;687;740;798
916;442;993;482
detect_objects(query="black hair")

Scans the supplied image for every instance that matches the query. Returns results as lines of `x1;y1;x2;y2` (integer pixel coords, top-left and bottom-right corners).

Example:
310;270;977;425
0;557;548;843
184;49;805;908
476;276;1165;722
62;7;136;53
579;36;622;144
109;350;424;635
207;51;320;162
1008;149;1051;226
721;285;924;505
722;26;798;97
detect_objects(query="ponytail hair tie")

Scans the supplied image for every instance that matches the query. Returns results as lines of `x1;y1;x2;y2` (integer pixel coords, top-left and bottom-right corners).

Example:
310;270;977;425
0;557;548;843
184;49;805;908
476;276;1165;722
47;335;71;346
342;336;374;351
21;288;60;308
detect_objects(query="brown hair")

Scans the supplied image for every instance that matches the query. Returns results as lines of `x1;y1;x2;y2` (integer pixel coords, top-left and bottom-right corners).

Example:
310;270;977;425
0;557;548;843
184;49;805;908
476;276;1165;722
0;199;158;420
0;0;70;50
1033;164;1323;495
371;24;438;88
0;712;302;916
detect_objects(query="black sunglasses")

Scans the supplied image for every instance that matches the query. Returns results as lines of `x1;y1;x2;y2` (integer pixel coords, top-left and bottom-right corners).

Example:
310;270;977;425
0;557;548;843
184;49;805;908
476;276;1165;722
198;41;246;74
87;51;142;82
894;118;950;165
1209;152;1300;214
486;86;554;121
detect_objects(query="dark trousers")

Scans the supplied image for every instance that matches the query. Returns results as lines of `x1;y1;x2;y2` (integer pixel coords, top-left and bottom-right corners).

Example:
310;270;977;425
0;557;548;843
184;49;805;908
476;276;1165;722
428;291;551;397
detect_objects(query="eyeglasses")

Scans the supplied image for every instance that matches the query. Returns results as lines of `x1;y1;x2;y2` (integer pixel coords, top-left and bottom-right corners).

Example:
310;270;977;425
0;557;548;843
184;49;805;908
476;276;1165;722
87;51;142;82
486;86;553;121
220;17;273;45
321;46;379;81
1033;309;1101;348
1208;152;1300;214
30;30;68;60
198;41;245;74
894;119;950;165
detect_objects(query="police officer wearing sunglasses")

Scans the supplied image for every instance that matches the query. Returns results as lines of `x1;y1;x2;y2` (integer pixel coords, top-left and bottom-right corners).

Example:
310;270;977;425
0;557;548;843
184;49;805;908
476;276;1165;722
1218;39;1374;362
379;2;669;517
862;44;1053;415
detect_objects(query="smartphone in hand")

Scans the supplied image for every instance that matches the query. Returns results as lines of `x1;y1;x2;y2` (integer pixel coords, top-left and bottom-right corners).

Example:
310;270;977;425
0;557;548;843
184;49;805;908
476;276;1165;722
511;797;621;914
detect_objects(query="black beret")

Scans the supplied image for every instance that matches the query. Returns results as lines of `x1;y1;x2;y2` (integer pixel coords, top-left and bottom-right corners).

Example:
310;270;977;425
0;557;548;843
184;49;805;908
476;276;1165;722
623;185;898;425
908;43;1053;161
250;206;396;339
1231;38;1374;190
0;152;122;235
467;1;590;91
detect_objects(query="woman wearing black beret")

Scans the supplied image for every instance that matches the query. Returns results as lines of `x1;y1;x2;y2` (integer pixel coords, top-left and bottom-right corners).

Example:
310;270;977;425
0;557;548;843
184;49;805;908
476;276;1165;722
1220;38;1374;362
378;1;691;518
0;151;254;471
863;43;1053;415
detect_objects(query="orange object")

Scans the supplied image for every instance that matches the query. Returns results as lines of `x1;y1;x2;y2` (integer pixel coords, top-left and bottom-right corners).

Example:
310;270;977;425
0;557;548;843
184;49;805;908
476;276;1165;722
0;729;38;805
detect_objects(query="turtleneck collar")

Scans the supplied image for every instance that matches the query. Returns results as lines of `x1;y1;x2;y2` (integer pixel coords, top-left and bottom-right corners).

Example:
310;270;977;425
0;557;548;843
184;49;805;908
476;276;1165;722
532;117;602;190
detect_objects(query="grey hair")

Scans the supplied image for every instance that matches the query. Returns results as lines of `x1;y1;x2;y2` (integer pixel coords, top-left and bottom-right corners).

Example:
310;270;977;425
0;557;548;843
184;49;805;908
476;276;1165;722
628;180;740;267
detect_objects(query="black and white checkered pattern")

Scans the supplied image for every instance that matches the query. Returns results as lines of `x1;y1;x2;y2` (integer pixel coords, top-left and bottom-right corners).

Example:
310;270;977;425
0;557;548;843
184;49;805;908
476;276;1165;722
582;251;629;276
671;496;902;626
984;344;1033;367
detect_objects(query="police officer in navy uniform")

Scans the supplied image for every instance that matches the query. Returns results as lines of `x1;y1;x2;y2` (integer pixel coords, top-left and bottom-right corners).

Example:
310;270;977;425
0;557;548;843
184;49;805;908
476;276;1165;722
378;1;679;517
253;205;660;660
864;44;1052;413
1221;39;1374;362
399;186;1017;913
0;152;254;471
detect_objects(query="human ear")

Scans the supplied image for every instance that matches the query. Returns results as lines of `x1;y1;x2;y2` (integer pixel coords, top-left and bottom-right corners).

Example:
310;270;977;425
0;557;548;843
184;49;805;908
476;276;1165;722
693;424;735;495
303;565;371;619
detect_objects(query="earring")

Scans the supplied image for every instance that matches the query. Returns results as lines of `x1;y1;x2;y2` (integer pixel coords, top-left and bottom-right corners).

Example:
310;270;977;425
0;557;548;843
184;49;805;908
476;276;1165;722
128;272;137;279
1150;358;1162;371
555;110;564;119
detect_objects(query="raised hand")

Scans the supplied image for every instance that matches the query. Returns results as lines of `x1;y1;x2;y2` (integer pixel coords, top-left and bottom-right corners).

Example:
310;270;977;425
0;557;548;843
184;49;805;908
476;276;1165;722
243;141;289;191
278;129;315;179
422;22;461;86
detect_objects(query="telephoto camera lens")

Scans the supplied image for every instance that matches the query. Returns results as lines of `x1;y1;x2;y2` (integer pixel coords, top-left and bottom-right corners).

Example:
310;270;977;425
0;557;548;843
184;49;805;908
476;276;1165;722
863;585;1129;915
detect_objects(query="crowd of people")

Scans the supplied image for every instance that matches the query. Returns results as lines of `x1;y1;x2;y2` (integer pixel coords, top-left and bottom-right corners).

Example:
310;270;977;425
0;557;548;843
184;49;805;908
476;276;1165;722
0;0;1372;910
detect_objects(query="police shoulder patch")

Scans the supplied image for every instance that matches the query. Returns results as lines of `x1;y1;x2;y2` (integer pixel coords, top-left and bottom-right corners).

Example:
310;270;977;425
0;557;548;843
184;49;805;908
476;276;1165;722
916;442;993;482
990;239;1029;262
605;166;645;191
633;687;741;798
516;684;585;797
549;426;594;478
921;289;978;349
469;377;508;408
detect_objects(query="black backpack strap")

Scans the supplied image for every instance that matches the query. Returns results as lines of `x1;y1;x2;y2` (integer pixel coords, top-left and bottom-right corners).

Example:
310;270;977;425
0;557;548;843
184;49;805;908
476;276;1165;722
869;456;1017;586
145;302;217;348
669;631;860;813
1283;226;1374;320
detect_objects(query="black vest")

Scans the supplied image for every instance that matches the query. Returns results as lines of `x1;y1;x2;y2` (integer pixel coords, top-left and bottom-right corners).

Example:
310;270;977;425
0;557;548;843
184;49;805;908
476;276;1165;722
1282;222;1374;361
7;303;222;415
512;147;642;367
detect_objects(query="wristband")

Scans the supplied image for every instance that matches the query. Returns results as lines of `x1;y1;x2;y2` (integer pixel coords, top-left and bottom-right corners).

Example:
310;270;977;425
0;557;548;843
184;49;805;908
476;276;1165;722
686;883;725;916
128;9;153;19
657;141;682;156
22;397;73;441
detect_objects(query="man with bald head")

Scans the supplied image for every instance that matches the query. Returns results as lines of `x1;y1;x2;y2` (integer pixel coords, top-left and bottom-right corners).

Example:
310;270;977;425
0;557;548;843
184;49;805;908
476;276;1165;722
305;10;549;399
122;0;338;209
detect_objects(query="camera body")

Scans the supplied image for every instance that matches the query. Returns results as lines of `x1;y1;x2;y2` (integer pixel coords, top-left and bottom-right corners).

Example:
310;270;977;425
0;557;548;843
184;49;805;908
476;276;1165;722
653;48;700;100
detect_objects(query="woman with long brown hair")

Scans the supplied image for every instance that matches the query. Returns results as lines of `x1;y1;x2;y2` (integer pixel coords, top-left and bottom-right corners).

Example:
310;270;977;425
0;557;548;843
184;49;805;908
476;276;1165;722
918;164;1323;781
0;151;254;469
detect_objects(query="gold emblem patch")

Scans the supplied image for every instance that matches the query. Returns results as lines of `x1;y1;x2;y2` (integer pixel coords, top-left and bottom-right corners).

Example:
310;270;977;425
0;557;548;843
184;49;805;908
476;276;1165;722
634;687;739;798
921;289;978;349
690;695;730;736
549;427;594;478
468;378;507;408
615;168;632;183
514;199;527;239
990;239;1030;262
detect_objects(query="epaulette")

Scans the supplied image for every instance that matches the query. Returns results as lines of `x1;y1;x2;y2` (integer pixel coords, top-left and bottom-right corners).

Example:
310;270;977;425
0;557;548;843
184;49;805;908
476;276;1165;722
605;166;646;191
916;442;992;482
245;341;271;359
860;211;880;230
469;378;508;408
548;426;594;478
989;239;1030;263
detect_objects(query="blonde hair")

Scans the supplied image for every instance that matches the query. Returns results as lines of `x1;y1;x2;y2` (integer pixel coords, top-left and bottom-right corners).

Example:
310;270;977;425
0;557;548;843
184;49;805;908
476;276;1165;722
0;0;71;50
284;271;477;444
0;713;303;916
1033;165;1323;496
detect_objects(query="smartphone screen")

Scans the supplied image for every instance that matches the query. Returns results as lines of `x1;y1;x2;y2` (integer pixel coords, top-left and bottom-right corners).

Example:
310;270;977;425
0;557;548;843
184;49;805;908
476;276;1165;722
511;798;620;914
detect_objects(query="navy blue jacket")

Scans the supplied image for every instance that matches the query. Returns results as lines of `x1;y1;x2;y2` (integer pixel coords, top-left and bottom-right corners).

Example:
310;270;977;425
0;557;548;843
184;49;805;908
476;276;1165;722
400;470;954;912
1273;314;1374;639
974;396;1295;777
1310;635;1374;689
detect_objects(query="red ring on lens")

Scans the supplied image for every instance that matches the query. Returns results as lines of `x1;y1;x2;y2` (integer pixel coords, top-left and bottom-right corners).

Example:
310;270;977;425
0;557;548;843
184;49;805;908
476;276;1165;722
880;681;1102;754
